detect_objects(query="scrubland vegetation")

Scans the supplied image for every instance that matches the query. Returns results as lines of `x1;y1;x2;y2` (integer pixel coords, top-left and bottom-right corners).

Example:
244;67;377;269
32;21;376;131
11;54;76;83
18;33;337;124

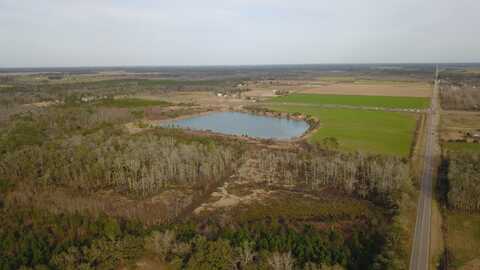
439;71;480;111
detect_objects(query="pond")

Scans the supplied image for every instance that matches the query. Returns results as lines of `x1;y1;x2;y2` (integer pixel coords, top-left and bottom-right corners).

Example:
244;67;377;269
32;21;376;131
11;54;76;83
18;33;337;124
161;111;309;140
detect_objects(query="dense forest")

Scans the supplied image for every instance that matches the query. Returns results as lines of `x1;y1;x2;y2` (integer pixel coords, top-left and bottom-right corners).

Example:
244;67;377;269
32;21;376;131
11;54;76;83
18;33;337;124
0;208;145;270
0;204;406;270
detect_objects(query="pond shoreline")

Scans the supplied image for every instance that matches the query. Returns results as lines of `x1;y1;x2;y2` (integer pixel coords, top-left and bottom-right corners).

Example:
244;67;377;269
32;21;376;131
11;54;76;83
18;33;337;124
144;107;318;142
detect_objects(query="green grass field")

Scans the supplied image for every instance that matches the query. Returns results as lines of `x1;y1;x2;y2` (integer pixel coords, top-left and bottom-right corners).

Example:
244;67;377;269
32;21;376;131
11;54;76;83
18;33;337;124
445;142;480;153
446;211;480;268
271;94;430;109
269;105;417;156
96;98;170;108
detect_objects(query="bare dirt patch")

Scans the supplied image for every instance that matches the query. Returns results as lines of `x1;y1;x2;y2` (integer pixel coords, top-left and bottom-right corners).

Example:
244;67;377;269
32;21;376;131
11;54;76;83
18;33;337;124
192;154;296;216
193;182;274;215
29;100;62;107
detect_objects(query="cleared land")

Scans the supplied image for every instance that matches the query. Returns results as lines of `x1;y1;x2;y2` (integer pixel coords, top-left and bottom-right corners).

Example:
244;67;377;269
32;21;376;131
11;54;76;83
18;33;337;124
268;105;417;156
270;93;430;109
446;211;480;269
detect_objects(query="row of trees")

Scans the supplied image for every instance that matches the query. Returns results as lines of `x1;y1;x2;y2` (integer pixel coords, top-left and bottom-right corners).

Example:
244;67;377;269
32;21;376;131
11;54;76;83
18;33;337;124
0;133;240;196
252;149;410;207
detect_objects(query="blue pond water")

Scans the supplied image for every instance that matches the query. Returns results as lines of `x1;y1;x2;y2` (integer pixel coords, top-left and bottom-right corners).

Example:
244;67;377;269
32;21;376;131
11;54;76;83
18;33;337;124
161;112;309;140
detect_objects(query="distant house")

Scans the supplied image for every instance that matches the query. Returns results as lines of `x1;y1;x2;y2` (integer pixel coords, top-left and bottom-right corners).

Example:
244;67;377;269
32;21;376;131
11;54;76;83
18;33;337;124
81;96;96;102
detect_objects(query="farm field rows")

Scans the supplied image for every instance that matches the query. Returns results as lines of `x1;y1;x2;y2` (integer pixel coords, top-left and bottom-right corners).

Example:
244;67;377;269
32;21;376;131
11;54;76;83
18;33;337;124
270;93;431;109
268;104;417;156
298;81;432;97
247;77;432;97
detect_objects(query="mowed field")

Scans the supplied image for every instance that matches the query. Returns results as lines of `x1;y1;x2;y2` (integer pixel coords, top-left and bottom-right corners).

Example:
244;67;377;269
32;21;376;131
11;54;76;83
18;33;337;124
445;142;480;153
271;93;431;109
446;211;480;269
268;104;417;156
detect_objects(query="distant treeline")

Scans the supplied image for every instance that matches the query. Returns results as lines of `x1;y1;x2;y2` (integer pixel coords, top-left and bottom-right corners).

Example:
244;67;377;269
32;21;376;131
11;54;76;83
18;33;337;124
251;149;410;208
0;78;231;106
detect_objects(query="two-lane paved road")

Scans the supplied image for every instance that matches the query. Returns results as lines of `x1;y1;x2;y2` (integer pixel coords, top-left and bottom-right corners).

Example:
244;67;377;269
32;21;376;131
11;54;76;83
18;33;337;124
409;67;440;270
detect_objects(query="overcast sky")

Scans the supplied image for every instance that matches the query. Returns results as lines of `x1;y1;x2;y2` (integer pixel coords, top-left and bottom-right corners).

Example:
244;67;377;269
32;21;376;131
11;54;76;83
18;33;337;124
1;0;479;67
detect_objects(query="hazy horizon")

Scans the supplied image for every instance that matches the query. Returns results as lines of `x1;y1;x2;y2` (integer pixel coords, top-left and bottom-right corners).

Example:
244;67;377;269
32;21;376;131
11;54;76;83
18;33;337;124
1;62;479;71
1;0;480;68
